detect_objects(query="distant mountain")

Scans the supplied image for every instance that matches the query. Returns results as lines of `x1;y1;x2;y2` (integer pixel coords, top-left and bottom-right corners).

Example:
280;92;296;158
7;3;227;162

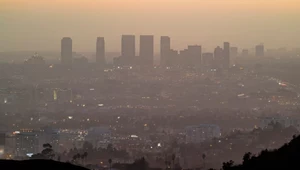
0;159;88;170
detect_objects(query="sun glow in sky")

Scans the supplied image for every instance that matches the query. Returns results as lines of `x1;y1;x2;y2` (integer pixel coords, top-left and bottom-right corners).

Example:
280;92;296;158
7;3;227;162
1;0;300;52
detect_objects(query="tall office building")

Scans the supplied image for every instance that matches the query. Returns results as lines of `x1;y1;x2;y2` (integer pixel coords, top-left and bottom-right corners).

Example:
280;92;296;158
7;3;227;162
61;37;73;66
121;35;135;58
140;35;154;66
223;42;230;69
256;44;264;57
96;37;105;66
202;53;214;67
160;36;171;66
15;130;39;157
187;45;202;68
214;46;223;66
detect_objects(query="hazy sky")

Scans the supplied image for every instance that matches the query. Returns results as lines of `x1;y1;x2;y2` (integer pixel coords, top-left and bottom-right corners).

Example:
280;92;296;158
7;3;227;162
1;0;300;52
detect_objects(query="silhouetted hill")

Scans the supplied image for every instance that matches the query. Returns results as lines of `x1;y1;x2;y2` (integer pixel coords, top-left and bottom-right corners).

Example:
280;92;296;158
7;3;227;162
0;159;88;170
221;135;300;170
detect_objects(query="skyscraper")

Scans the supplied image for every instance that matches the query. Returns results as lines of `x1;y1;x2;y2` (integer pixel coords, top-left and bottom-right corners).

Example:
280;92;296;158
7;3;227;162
223;42;230;69
214;46;223;66
140;35;154;66
187;45;202;68
96;37;105;66
160;36;171;66
121;35;135;58
256;44;264;57
202;53;214;67
61;37;72;66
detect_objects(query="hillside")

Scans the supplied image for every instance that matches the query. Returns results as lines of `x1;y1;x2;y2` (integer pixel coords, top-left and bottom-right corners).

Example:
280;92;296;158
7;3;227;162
0;159;88;170
221;135;300;170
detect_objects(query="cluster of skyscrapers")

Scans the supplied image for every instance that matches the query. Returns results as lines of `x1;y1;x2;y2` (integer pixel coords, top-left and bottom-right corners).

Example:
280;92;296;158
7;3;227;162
61;35;265;69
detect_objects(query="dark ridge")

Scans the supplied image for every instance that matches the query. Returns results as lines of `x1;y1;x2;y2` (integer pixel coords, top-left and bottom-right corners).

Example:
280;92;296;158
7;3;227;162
0;159;89;170
221;135;300;170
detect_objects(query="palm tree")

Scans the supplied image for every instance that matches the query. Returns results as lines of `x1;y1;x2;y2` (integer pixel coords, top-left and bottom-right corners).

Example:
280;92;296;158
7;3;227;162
83;152;88;165
108;158;112;170
171;154;176;170
202;154;206;169
80;154;85;165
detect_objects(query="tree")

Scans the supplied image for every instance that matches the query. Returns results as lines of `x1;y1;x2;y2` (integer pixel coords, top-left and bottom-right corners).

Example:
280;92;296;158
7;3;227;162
202;153;206;169
242;152;252;164
222;160;234;170
171;154;176;170
129;157;149;170
32;143;55;160
83;152;88;164
108;158;112;170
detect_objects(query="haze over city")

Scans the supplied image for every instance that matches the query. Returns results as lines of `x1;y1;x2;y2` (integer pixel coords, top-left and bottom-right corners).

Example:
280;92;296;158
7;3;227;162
2;1;300;170
1;0;300;52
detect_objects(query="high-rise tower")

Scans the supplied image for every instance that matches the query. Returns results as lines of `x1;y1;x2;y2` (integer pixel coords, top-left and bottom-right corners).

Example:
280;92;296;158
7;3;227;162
160;36;171;66
223;42;230;69
140;35;154;66
96;37;105;66
61;37;72;66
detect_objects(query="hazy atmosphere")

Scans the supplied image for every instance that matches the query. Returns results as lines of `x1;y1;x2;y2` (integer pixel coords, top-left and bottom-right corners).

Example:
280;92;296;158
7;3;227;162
1;0;300;52
2;1;300;170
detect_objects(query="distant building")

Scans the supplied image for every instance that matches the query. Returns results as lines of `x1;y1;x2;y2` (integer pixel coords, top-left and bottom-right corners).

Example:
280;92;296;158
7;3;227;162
24;53;45;65
256;44;264;57
61;37;73;66
168;49;179;66
73;56;89;67
187;45;202;68
121;35;135;58
140;35;154;66
202;53;214;67
96;37;106;66
160;36;171;66
214;46;223;68
185;124;221;143
15;129;39;157
223;42;230;69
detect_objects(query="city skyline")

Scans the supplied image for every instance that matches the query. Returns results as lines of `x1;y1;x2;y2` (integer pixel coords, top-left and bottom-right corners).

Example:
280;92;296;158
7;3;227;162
58;35;268;67
2;0;300;168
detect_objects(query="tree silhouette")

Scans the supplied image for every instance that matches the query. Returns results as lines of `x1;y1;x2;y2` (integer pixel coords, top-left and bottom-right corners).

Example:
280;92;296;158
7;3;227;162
242;152;252;164
31;143;55;160
128;157;149;170
202;153;206;169
108;158;112;170
171;154;176;170
222;160;234;170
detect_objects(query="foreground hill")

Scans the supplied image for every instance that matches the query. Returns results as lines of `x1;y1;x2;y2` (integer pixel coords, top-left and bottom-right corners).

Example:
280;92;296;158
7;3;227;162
0;159;88;170
221;135;300;170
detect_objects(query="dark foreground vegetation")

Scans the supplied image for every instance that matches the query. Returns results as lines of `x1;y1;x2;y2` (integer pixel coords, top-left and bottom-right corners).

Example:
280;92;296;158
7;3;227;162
218;135;300;170
0;159;88;170
2;135;300;170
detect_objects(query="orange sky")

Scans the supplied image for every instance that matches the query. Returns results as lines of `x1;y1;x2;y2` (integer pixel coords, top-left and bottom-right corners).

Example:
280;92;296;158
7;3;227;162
1;0;300;52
